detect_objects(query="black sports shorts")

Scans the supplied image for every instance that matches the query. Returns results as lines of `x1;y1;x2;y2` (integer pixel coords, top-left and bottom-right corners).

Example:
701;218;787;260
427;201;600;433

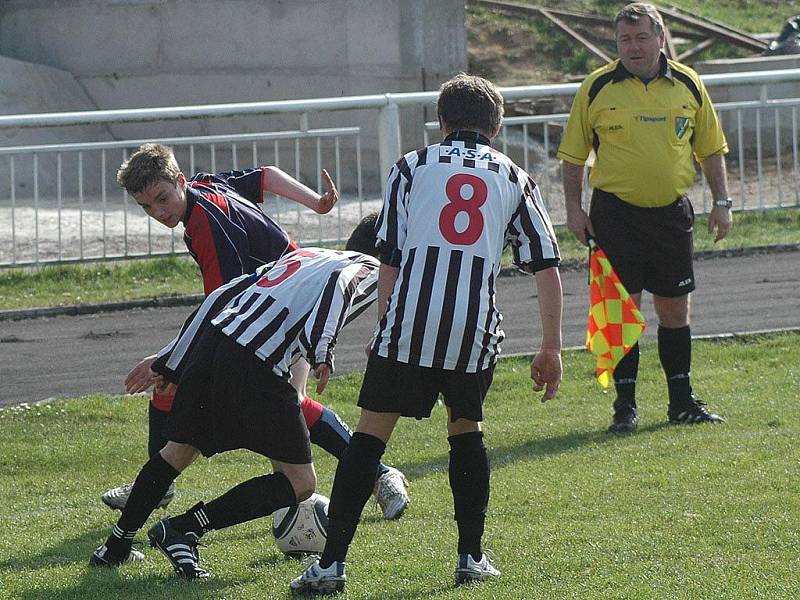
358;353;495;422
166;327;311;464
590;189;695;297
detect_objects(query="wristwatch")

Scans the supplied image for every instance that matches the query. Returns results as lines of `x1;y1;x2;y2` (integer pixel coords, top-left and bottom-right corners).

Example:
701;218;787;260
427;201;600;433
714;198;733;208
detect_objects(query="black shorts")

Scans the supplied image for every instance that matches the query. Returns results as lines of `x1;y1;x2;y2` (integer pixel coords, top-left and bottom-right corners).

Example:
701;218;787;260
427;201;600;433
166;327;311;464
590;189;695;297
358;353;495;422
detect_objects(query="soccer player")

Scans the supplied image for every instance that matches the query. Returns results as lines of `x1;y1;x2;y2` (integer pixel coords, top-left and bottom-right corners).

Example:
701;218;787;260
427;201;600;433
104;144;408;520
290;73;563;594
90;217;384;577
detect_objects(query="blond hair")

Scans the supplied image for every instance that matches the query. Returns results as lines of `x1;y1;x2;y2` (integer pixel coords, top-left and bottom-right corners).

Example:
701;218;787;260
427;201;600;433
116;143;181;194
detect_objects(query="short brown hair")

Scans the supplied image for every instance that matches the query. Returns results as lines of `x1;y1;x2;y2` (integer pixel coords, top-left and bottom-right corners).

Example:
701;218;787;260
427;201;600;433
614;2;665;36
116;143;181;194
437;73;503;137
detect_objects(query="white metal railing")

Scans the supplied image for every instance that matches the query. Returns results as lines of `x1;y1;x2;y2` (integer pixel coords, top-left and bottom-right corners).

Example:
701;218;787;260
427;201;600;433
2;68;800;267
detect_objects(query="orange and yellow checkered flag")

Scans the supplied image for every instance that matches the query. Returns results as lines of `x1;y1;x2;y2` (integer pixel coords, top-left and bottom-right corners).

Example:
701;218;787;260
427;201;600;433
586;237;645;388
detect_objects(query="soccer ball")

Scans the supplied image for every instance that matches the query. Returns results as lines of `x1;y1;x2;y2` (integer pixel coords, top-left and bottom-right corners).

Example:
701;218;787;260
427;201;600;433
272;493;330;557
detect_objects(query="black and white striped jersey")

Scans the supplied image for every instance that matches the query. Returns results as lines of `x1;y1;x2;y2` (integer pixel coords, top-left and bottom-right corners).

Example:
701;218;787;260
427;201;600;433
373;130;560;372
152;248;379;381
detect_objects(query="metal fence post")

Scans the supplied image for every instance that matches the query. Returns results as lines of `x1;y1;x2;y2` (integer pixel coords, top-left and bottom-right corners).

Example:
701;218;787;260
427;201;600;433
378;97;401;195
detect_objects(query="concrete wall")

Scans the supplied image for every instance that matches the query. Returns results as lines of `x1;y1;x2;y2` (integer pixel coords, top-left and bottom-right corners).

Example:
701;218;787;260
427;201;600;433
0;0;466;192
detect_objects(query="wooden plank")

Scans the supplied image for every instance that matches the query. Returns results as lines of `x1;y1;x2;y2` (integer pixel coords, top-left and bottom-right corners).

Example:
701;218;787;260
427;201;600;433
676;38;717;63
657;4;768;52
663;23;678;59
538;8;613;63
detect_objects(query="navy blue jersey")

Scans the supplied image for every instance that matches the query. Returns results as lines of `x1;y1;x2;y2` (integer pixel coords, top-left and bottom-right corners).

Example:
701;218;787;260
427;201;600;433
183;168;293;294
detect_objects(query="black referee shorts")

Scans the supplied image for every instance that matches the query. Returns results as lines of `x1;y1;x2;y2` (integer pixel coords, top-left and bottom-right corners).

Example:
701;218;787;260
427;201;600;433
590;189;695;297
166;327;312;464
358;353;495;422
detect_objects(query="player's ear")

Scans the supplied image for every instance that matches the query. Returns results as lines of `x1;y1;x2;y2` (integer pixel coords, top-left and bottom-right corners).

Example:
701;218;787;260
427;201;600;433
176;172;187;187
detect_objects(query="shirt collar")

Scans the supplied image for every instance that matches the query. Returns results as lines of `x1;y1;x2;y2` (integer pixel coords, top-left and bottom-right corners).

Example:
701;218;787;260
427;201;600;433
443;130;493;146
612;52;673;84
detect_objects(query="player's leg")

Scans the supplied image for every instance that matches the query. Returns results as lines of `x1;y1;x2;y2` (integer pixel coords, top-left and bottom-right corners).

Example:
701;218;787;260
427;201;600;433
441;366;500;585
291;408;399;595
90;441;198;568
296;357;409;520
101;388;177;511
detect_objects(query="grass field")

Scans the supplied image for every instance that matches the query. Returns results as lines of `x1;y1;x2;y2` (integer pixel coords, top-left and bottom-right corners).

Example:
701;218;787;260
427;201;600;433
1;333;798;599
1;208;797;311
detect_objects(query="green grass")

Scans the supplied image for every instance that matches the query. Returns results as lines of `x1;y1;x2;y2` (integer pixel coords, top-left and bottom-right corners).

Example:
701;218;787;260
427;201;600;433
1;208;797;310
1;333;799;599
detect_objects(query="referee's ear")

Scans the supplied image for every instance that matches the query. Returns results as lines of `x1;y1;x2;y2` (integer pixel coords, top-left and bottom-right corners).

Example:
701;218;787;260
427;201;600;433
345;212;380;257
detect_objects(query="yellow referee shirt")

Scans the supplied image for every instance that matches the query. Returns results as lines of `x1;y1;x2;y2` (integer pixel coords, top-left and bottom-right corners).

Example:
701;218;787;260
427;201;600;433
557;54;728;207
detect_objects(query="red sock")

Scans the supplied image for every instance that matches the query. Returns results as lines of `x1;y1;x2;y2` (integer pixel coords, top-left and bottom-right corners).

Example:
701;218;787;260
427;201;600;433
151;388;176;412
300;396;324;428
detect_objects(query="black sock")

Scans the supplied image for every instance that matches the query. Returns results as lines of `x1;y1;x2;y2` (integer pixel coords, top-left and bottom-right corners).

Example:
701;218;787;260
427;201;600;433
147;403;170;458
308;407;390;481
170;473;296;535
658;325;692;407
321;432;386;567
116;453;180;533
613;343;639;412
449;431;489;560
104;523;136;557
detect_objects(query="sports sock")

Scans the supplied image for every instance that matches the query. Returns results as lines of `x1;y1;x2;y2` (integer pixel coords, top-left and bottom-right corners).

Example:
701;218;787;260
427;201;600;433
658;325;692;407
116;453;180;534
613;343;639;412
306;400;389;479
103;523;136;557
448;431;489;560
147;402;170;457
321;432;386;567
175;473;297;533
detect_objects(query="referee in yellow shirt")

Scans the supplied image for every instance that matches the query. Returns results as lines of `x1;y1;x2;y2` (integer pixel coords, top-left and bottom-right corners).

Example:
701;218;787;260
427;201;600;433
558;2;732;433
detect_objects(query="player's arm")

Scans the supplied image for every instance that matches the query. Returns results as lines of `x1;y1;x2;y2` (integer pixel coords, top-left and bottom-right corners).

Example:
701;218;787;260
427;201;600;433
531;266;563;402
304;263;378;392
263;166;338;214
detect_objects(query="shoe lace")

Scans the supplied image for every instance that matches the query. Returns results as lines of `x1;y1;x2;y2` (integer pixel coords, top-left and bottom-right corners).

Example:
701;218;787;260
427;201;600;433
374;470;408;510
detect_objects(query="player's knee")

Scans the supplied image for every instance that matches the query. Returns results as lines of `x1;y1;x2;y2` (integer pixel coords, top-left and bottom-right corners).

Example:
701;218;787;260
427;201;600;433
285;467;316;502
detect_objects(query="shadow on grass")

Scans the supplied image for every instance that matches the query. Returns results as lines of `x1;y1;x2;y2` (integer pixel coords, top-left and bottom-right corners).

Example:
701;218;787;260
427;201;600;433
397;420;674;482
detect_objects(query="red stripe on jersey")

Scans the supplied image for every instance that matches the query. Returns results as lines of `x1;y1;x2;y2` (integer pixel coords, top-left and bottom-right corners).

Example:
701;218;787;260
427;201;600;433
190;182;231;217
186;207;224;294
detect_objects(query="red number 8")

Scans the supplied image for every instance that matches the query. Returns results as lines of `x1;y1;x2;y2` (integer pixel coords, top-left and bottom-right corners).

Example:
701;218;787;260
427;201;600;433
439;173;487;245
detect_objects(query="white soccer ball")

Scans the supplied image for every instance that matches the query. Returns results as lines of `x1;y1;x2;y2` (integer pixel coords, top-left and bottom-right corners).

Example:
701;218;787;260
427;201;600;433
272;493;330;557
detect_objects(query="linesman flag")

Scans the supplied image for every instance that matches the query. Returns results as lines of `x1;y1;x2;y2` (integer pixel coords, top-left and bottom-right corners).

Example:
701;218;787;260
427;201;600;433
585;237;645;388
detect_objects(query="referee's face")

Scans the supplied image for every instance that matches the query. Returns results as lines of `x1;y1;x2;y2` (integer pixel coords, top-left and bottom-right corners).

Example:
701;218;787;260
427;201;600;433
133;174;188;229
616;17;665;80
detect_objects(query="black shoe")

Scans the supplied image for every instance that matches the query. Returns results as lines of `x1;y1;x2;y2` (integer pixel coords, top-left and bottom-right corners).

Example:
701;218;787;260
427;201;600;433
608;407;638;434
89;542;144;568
147;518;209;579
669;396;726;424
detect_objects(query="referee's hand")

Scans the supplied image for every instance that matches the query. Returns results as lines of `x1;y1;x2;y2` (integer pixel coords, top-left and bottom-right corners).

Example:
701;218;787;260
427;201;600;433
530;349;562;402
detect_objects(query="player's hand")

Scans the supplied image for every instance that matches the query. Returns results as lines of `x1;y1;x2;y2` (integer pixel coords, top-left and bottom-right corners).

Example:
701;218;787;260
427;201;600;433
566;208;594;246
316;169;339;214
530;349;562;402
313;363;331;394
708;205;732;242
125;354;159;394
